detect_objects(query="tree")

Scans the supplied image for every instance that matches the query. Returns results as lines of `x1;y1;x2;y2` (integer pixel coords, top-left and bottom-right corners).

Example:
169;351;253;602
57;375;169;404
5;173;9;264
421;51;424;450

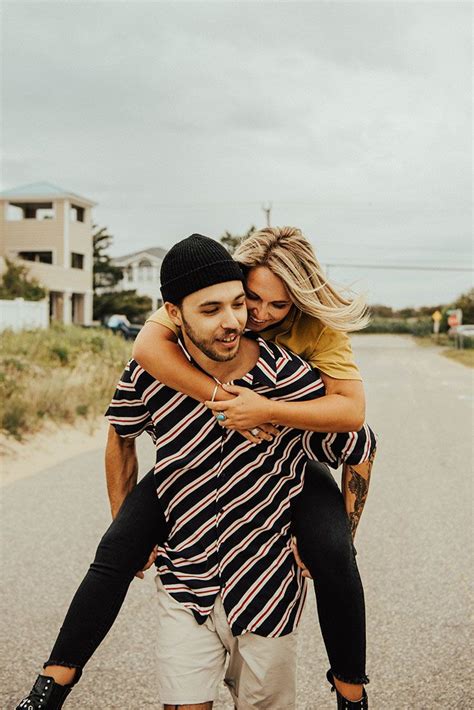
220;226;256;255
452;288;474;324
396;307;417;319
0;259;47;301
369;304;394;318
93;290;152;322
92;225;152;322
93;226;124;290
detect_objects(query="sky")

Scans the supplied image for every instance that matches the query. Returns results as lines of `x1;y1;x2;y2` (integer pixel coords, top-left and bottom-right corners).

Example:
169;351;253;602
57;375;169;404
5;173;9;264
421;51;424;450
2;0;472;308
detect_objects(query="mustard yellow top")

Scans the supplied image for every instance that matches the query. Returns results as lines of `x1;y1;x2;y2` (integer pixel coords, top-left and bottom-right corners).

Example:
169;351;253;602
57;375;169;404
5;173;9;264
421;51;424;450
147;306;362;381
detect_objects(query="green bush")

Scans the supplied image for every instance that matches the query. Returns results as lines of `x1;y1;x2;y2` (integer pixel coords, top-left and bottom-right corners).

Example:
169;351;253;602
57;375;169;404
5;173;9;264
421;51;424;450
364;318;412;334
453;334;474;350
50;345;70;365
363;317;432;336
0;325;132;439
410;319;432;337
2;401;28;439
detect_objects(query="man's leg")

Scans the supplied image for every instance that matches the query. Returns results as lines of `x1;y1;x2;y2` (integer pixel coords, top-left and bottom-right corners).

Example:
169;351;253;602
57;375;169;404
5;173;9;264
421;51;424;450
212;595;297;710
155;576;226;707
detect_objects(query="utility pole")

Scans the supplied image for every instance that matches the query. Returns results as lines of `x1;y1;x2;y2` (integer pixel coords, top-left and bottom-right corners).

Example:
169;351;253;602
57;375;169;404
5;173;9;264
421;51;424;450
261;202;272;227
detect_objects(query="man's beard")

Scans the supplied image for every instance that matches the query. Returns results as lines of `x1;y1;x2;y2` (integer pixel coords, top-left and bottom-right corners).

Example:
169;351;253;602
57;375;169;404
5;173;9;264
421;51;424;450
181;314;243;362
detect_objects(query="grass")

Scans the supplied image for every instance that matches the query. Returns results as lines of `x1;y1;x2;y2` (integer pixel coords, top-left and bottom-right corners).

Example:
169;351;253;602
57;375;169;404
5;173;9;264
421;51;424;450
442;349;474;369
413;334;474;369
413;334;450;348
0;324;132;440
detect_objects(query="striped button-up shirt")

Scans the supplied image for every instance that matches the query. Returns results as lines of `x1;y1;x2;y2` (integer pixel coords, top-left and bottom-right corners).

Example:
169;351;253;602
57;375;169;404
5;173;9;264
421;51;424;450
106;336;376;638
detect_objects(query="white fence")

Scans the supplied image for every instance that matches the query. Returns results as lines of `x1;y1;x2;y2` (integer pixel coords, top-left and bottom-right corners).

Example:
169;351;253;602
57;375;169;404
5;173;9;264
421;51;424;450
0;298;49;332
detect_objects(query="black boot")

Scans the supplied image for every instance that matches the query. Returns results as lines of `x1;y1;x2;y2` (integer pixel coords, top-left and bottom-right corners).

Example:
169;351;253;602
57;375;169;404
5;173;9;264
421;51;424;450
16;674;74;709
326;671;368;710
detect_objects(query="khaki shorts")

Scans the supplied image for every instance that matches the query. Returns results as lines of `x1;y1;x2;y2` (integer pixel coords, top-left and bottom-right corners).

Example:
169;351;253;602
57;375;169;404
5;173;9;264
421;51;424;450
154;575;297;709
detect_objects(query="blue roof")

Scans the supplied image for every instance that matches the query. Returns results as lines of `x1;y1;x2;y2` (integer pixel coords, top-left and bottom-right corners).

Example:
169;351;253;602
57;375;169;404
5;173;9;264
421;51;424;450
0;182;96;205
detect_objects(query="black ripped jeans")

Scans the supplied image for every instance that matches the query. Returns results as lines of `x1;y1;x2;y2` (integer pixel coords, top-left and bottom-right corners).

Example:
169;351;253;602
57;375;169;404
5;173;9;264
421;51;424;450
46;461;368;685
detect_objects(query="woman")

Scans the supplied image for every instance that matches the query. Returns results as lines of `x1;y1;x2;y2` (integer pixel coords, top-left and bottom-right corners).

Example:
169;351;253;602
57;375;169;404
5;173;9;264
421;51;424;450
16;227;375;710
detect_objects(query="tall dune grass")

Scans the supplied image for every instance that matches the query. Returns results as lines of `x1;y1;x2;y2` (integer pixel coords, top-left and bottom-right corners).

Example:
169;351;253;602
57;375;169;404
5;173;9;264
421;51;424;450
0;325;132;439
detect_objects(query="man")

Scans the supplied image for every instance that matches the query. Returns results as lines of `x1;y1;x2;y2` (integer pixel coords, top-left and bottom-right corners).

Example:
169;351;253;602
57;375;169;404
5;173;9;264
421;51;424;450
105;235;374;709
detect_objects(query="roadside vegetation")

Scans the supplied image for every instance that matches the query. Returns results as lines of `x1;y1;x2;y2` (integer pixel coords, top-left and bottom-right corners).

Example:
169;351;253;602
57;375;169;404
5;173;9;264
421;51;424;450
441;349;474;368
365;290;474;369
0;325;132;440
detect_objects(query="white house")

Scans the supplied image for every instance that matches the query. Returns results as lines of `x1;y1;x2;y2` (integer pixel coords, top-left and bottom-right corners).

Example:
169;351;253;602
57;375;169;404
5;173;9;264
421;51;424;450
111;247;167;312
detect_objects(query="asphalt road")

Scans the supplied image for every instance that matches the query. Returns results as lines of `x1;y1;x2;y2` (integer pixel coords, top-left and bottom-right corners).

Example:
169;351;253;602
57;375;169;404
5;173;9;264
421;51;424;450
1;335;472;709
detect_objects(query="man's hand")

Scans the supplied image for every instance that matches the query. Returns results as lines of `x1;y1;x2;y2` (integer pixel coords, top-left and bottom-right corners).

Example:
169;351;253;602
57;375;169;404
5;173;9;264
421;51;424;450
291;536;313;579
205;384;277;431
135;545;159;580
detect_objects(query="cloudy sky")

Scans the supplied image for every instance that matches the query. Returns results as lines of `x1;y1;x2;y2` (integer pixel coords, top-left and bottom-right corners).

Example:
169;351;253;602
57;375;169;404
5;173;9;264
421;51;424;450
2;0;472;308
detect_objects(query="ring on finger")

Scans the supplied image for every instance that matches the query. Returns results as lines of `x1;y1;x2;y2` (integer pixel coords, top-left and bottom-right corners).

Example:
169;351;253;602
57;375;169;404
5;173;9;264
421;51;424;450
250;427;260;437
215;412;227;422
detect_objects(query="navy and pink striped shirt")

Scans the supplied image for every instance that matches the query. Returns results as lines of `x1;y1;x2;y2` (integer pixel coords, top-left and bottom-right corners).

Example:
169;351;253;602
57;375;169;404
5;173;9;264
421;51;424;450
106;336;376;638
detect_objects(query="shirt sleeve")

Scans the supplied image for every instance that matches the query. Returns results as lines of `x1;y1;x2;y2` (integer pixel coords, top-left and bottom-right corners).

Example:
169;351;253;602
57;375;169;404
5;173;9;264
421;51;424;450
146;305;180;336
105;360;154;439
308;327;362;381
302;424;377;469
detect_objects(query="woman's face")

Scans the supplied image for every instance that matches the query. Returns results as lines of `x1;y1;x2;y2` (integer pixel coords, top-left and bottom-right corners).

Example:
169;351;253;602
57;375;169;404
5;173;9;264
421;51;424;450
245;266;293;331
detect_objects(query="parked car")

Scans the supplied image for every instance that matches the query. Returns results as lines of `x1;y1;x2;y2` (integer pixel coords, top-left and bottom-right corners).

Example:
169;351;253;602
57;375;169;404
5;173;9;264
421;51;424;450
105;314;143;340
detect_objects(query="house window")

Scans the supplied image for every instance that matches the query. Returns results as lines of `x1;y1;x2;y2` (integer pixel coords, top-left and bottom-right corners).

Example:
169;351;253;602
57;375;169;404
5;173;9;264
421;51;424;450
18;251;53;264
70;204;85;222
7;201;55;220
71;252;85;269
138;259;153;281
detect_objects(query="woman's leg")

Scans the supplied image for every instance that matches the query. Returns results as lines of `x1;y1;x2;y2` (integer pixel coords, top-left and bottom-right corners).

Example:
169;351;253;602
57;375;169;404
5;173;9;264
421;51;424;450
17;468;168;708
44;467;168;675
291;461;368;699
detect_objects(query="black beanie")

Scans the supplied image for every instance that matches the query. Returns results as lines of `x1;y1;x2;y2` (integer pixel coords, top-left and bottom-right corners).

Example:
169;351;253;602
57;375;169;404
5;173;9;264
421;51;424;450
160;234;244;303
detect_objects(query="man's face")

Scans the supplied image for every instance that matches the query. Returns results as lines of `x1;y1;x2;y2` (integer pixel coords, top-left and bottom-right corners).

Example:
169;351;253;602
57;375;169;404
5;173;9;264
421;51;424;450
168;281;248;362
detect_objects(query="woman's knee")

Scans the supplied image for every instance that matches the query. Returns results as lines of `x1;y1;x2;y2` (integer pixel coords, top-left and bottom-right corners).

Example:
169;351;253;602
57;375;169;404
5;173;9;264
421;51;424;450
296;520;354;574
91;522;148;576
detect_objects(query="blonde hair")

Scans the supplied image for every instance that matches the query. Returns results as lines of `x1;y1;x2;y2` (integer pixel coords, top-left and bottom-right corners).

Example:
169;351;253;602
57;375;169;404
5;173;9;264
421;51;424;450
233;226;370;332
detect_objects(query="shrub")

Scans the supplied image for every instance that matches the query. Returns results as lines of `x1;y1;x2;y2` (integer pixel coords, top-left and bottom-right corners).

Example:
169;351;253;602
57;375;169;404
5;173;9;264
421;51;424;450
363;317;432;336
0;259;47;301
2;401;28;439
50;345;69;365
0;325;132;439
364;318;412;334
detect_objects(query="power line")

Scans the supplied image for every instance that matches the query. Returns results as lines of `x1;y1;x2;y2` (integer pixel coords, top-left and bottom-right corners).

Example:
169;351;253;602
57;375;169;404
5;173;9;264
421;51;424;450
315;242;471;254
147;199;469;212
324;263;472;273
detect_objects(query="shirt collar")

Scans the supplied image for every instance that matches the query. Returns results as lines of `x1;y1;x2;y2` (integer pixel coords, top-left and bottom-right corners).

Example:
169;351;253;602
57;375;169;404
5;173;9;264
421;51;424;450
237;335;278;389
178;335;278;389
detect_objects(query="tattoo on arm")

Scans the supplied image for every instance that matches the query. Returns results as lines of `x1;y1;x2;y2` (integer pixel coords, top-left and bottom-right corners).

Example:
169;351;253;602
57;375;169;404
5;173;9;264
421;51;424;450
343;447;376;538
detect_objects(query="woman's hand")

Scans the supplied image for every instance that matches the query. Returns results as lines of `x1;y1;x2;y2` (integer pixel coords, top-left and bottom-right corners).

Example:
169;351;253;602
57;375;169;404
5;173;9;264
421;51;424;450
291;536;313;579
205;384;276;430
